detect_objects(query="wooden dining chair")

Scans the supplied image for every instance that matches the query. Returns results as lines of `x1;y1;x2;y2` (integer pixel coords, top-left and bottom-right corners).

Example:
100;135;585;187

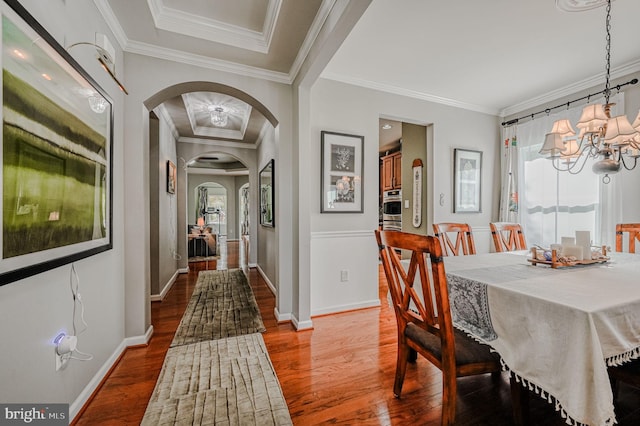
615;223;640;253
375;229;502;425
432;223;476;256
490;222;527;252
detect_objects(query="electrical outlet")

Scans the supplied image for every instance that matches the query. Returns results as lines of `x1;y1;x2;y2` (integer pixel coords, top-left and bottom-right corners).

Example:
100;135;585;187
340;270;349;282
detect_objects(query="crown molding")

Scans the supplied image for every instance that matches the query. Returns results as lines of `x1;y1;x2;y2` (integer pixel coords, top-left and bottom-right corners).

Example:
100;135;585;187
93;0;129;51
320;72;499;115
126;40;291;84
146;0;282;54
500;58;640;117
94;0;292;84
287;0;336;85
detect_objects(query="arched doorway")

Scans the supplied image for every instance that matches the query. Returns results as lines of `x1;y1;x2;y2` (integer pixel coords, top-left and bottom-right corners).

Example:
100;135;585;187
137;78;287;340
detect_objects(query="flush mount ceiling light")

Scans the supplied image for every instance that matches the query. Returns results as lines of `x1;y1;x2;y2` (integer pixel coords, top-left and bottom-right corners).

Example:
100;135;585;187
382;124;392;130
208;106;228;127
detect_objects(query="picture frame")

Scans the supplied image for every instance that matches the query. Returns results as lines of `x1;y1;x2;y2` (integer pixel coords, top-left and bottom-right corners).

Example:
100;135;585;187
1;0;113;285
320;131;364;213
259;159;274;227
166;160;176;194
453;148;482;213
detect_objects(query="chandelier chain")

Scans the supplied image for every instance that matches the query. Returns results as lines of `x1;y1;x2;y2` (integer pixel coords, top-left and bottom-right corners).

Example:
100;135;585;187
604;0;611;104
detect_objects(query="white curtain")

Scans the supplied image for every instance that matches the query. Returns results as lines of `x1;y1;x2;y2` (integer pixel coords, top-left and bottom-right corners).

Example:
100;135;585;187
504;93;623;248
499;126;519;223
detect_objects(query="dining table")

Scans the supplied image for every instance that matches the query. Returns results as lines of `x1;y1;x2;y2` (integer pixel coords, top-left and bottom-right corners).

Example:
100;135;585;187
439;250;640;426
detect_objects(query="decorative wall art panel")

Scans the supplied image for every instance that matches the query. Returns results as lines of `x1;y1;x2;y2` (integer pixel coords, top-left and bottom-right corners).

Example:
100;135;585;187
1;0;113;285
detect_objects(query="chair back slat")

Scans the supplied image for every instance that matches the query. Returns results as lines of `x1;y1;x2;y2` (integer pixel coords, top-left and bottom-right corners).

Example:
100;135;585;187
432;223;476;256
376;230;451;336
490;222;527;252
616;223;640;253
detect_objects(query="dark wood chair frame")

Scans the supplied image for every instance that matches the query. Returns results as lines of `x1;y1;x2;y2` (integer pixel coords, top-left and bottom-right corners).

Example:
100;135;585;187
615;223;640;253
375;229;515;425
432;223;476;256
490;222;527;252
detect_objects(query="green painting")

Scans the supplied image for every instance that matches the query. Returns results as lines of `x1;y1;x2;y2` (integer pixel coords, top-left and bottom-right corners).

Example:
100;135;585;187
1;1;112;284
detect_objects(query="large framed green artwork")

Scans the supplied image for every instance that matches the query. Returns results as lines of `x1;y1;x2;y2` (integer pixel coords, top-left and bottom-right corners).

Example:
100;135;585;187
1;0;113;285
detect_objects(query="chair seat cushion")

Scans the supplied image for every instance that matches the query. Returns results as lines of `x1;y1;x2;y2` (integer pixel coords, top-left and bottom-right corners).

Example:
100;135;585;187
405;322;500;366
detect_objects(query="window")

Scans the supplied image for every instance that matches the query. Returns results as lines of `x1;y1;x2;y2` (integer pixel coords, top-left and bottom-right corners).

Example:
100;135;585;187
509;94;623;249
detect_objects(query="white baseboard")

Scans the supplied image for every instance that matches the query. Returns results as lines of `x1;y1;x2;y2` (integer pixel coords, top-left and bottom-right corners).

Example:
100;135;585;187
256;265;276;296
178;267;188;274
70;325;154;422
274;307;292;322
151;270;179;302
291;314;313;330
125;324;154;347
311;299;380;317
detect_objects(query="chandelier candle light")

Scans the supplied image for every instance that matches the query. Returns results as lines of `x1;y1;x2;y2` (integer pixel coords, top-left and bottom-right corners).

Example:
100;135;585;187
537;0;640;183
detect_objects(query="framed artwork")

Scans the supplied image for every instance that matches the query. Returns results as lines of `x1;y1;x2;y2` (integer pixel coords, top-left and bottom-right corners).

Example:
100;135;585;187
259;159;274;227
320;131;364;213
1;0;113;285
453;148;482;213
166;160;176;194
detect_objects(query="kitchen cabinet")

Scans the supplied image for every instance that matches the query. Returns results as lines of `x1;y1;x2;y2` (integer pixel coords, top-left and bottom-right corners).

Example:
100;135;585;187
381;152;401;190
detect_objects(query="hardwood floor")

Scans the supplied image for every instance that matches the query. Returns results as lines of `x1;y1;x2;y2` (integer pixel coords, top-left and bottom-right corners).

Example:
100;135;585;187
74;240;640;425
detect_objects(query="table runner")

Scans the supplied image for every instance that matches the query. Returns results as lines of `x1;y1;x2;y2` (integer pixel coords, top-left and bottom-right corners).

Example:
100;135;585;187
444;251;640;426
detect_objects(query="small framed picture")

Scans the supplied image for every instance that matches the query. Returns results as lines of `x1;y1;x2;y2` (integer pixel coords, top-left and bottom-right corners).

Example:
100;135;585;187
320;131;364;213
259;159;274;227
453;148;482;213
167;160;177;194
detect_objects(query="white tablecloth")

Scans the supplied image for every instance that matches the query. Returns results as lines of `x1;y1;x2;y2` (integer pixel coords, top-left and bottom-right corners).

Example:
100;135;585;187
443;251;640;426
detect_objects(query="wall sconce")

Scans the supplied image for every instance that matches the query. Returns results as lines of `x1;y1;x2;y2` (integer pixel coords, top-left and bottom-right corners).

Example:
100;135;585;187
67;33;128;95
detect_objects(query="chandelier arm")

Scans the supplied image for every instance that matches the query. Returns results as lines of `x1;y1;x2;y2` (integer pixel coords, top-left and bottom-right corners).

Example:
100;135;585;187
619;153;638;171
565;153;592;175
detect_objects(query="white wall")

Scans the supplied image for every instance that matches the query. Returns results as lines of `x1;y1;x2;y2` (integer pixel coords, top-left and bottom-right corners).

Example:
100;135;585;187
307;78;500;316
257;126;278;290
0;0;126;419
157;114;179;295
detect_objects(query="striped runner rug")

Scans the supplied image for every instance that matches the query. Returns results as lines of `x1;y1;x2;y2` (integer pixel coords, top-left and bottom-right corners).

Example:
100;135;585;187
171;269;266;347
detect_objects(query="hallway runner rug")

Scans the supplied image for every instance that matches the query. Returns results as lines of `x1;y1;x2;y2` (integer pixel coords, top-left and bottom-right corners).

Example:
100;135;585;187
141;333;292;425
171;269;266;347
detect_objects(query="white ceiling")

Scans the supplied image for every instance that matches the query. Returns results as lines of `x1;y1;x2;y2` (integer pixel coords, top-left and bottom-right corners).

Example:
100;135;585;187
98;0;640;163
323;0;640;117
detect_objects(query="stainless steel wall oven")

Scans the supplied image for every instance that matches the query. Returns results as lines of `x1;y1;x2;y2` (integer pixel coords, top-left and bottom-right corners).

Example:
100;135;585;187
382;189;402;231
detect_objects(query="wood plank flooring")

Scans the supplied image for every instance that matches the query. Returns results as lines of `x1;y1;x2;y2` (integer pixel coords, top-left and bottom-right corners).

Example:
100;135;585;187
74;240;640;425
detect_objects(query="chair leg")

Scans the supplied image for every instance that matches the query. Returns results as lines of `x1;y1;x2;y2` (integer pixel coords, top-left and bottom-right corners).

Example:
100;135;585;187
393;341;410;398
441;371;457;426
510;375;530;426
